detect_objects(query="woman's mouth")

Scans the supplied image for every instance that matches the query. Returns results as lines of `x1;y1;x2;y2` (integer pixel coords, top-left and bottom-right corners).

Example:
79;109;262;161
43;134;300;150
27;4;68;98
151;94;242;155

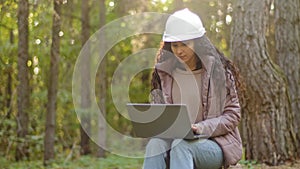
178;55;187;60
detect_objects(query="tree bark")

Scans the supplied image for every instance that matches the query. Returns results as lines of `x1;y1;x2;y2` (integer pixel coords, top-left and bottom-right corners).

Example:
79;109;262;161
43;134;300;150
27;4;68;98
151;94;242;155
80;0;91;155
231;0;297;165
44;0;62;164
274;0;300;157
97;0;107;158
173;0;184;11
6;29;14;119
16;0;30;161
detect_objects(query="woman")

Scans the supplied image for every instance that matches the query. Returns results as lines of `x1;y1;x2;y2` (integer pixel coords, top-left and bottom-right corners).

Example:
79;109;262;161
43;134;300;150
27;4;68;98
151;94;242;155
143;9;243;169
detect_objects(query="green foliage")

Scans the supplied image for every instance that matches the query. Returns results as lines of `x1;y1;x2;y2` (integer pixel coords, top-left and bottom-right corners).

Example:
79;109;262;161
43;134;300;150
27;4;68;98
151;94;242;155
129;69;152;103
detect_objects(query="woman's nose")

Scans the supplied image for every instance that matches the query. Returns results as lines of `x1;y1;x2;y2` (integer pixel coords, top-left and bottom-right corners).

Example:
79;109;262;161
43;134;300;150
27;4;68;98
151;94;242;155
176;47;184;54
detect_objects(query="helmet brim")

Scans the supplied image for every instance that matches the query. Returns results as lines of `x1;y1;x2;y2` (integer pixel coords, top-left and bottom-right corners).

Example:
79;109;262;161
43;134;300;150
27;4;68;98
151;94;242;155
162;31;206;42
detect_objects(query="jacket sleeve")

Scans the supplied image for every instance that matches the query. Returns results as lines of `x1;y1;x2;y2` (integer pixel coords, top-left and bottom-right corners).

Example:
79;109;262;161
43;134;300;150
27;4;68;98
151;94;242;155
195;71;241;138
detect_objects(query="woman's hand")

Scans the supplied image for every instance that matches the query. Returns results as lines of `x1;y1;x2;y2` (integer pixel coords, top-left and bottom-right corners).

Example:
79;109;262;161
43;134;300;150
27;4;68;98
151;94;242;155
191;123;203;134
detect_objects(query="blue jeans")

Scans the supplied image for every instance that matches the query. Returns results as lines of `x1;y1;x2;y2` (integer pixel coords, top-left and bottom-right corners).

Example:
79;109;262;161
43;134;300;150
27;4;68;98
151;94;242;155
143;138;223;169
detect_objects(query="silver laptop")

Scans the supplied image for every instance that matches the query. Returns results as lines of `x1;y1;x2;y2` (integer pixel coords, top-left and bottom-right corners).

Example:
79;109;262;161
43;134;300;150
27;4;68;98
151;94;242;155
126;103;207;140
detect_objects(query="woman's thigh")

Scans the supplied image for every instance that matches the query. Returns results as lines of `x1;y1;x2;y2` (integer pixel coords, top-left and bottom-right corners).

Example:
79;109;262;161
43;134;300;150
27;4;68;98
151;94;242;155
145;138;172;157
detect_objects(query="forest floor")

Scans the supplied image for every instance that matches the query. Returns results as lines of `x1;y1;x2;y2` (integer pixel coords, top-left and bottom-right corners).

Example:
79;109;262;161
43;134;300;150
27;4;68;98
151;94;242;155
1;155;300;169
232;160;300;169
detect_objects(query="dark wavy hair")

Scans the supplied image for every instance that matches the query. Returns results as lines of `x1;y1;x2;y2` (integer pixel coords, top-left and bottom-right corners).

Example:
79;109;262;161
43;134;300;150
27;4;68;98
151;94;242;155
151;35;245;98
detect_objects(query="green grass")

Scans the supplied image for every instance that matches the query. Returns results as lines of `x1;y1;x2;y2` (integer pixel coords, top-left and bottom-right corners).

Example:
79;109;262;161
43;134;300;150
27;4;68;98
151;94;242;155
0;155;144;169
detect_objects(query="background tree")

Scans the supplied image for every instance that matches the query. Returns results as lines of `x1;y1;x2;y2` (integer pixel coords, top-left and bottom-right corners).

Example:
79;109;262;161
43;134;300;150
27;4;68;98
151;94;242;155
274;0;300;155
16;0;30;161
231;0;297;165
0;4;15;144
96;0;107;158
80;0;91;155
44;0;63;164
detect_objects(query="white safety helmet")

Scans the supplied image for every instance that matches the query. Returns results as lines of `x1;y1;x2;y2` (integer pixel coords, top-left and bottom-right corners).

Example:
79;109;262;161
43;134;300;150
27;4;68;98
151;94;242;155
163;8;206;42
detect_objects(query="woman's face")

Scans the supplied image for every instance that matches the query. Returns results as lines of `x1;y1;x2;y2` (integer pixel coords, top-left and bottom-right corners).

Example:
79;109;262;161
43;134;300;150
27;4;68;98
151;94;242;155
170;40;197;64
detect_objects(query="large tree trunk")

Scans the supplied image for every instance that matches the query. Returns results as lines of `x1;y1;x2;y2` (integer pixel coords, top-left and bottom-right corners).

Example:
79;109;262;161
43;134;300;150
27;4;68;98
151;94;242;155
80;0;91;155
44;0;62;164
231;0;297;165
274;0;300;157
97;0;107;158
16;0;30;161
